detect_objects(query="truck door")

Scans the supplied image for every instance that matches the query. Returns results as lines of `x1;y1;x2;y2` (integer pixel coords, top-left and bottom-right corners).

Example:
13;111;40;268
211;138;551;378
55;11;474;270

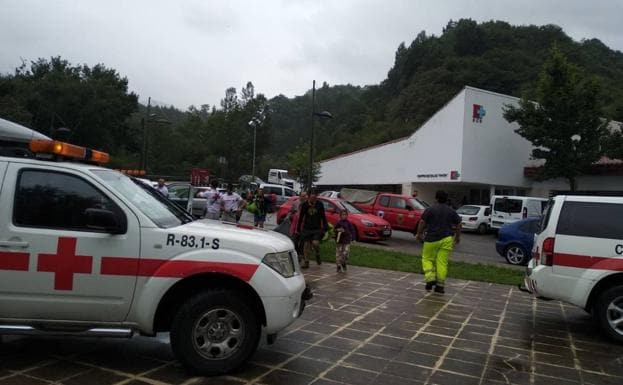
388;196;410;231
0;164;140;322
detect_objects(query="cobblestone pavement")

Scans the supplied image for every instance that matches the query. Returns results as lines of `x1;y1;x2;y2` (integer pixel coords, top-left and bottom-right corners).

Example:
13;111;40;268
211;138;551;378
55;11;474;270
2;264;623;385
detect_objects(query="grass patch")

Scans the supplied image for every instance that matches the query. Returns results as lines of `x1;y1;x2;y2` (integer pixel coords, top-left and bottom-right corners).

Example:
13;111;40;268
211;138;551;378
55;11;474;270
318;242;523;286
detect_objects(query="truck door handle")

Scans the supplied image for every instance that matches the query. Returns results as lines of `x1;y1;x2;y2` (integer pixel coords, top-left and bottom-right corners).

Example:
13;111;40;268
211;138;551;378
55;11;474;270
0;241;29;248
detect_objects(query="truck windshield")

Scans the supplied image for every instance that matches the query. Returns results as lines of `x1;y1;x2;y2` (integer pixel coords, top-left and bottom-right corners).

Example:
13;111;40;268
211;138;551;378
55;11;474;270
341;200;362;214
92;170;193;228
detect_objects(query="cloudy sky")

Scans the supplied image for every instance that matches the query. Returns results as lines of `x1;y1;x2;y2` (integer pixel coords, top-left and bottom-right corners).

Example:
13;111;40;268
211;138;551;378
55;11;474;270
1;0;621;109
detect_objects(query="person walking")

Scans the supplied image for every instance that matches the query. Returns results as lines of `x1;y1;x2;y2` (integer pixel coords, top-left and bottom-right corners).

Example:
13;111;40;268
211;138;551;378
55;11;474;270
221;183;246;223
198;180;223;220
252;188;271;228
289;191;308;260
297;189;328;268
155;179;169;197
415;190;461;294
334;209;356;273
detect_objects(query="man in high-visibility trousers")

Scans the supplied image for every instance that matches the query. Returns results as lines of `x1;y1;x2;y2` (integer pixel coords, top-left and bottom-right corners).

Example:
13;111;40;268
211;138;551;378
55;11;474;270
416;190;461;294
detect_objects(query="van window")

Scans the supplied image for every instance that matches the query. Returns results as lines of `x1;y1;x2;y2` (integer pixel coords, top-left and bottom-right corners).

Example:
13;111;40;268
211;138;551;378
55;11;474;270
539;200;553;233
484;207;491;216
557;201;623;239
284;188;295;197
494;198;522;213
263;186;282;195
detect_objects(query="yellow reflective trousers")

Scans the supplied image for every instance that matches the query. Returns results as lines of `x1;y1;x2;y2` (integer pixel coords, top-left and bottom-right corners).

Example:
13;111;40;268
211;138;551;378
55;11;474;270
422;236;454;287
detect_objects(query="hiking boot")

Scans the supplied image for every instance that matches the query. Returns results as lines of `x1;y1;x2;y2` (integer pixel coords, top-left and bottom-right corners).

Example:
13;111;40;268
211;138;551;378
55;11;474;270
434;286;445;294
336;265;342;273
316;254;322;265
425;281;436;291
341;263;347;272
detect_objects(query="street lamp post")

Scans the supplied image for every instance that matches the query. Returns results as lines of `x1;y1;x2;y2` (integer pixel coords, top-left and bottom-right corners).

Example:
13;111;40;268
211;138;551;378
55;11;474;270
308;80;333;191
248;119;259;183
140;97;171;173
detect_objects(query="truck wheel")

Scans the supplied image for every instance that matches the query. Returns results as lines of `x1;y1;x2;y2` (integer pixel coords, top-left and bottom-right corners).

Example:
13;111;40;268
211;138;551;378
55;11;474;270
170;289;260;375
504;244;528;265
594;286;623;343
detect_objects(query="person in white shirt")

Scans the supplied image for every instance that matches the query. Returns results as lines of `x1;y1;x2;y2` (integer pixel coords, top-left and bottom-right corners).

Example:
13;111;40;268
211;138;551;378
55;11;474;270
221;183;246;223
155;179;169;198
198;180;223;220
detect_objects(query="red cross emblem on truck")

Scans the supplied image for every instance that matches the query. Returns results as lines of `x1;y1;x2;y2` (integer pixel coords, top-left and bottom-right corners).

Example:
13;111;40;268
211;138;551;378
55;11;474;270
37;237;92;290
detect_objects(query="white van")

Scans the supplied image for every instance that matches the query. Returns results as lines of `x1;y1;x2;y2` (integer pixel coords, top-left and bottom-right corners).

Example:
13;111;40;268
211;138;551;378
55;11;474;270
525;195;623;342
490;195;547;230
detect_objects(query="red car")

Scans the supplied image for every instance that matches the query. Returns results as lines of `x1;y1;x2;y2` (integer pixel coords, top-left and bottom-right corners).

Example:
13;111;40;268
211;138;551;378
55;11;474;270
277;196;392;242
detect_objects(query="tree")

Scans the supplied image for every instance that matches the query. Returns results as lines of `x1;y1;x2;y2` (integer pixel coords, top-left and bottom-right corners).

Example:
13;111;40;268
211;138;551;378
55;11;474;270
504;47;609;191
287;145;321;190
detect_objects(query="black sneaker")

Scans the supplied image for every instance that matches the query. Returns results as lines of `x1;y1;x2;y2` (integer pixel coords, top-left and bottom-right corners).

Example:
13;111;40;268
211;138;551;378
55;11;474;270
342;263;347;272
316;254;322;265
425;281;436;291
434;286;445;294
336;265;341;273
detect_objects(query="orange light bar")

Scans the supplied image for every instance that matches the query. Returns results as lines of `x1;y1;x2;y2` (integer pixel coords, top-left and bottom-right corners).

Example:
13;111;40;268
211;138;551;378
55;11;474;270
29;139;109;164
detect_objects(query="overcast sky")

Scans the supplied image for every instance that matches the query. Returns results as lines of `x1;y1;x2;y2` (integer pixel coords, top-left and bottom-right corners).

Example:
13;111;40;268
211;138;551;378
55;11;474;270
1;0;622;109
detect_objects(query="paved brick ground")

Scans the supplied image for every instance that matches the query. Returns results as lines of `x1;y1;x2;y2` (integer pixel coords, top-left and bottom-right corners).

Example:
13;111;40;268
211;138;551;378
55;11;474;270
1;264;623;385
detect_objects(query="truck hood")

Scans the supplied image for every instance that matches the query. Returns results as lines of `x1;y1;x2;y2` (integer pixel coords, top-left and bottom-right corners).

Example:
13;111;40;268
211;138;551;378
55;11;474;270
176;219;294;256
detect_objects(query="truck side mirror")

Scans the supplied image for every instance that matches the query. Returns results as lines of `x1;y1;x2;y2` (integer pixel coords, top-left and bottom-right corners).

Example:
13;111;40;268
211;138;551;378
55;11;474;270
85;208;126;234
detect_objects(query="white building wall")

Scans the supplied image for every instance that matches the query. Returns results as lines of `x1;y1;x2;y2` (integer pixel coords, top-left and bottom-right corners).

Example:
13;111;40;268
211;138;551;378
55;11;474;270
460;87;533;187
317;90;466;185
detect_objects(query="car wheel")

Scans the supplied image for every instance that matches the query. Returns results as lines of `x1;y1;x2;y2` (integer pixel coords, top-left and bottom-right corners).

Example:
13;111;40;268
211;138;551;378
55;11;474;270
504;244;528;265
594;286;623;343
170;289;260;375
477;223;488;234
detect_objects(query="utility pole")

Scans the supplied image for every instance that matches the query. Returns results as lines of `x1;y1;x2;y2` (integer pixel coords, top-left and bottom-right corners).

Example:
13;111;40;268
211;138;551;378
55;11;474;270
140;97;151;171
308;80;316;192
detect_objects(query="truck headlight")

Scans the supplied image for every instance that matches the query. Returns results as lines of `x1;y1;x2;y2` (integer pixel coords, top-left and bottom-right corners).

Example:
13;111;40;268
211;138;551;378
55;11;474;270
361;219;375;227
263;251;296;278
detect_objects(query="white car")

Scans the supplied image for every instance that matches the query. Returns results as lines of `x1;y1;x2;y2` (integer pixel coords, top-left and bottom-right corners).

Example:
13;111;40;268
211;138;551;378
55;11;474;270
456;205;491;234
525;195;623;342
319;190;341;199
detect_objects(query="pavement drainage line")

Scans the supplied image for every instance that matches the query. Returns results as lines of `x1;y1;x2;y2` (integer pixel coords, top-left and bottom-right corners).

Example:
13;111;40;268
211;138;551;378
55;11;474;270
311;276;448;381
529;296;537;385
67;355;172;385
422;307;477;385
560;302;586;385
477;286;514;385
244;274;413;385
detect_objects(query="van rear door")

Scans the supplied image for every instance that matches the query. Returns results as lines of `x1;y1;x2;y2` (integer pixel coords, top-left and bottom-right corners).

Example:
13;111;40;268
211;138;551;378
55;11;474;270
491;197;523;228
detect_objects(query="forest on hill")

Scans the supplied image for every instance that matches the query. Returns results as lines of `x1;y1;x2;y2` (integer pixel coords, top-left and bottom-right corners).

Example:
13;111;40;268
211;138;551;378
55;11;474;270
1;19;622;181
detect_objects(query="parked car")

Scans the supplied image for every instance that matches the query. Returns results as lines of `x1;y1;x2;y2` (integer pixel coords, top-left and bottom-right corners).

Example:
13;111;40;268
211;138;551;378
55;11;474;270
276;196;392;242
457;205;491;234
259;183;296;208
319;190;341;198
495;217;541;265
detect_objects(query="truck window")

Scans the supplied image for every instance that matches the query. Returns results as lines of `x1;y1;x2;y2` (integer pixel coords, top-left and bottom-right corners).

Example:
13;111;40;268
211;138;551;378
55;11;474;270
557;201;623;239
389;197;406;209
14;169;124;232
494;198;522;213
379;196;390;207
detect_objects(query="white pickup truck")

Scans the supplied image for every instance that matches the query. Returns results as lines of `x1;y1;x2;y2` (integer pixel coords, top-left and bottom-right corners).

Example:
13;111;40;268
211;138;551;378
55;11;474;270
0;117;310;375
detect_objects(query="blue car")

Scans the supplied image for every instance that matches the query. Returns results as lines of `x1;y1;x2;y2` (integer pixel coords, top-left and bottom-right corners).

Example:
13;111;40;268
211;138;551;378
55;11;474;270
495;217;541;265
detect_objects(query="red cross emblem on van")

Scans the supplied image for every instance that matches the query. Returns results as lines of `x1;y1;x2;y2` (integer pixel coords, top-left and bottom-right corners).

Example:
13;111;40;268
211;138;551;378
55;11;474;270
37;237;93;290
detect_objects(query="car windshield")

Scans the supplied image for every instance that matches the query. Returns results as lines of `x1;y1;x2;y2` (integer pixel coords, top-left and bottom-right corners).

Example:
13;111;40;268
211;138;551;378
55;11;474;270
340;200;362;214
457;205;481;215
409;198;430;210
93;170;193;228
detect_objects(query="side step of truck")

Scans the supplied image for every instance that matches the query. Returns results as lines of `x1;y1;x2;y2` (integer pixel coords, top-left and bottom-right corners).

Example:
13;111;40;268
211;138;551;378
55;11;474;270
0;325;133;338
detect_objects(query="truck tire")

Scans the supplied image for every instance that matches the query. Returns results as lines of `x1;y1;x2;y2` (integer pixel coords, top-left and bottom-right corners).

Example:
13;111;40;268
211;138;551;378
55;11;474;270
170;289;261;375
593;285;623;343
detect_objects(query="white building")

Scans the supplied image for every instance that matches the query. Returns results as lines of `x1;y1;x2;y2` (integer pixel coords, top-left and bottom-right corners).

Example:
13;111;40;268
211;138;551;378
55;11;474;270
317;86;623;204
